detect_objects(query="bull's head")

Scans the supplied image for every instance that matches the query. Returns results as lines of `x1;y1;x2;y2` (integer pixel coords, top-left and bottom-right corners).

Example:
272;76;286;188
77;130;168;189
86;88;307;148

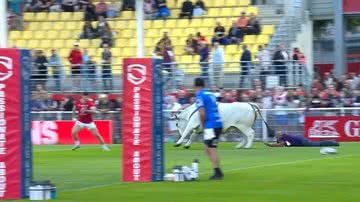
174;104;200;147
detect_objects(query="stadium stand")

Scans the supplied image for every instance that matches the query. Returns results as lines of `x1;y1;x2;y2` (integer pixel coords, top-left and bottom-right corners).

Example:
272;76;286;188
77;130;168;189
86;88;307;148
9;0;276;76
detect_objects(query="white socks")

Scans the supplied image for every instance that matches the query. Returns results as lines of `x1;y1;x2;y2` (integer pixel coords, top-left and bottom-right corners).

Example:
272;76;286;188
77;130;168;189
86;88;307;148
75;141;80;146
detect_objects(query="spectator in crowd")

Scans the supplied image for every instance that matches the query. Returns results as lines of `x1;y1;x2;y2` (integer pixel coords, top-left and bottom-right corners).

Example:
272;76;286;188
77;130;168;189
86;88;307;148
100;26;113;47
84;1;97;21
7;8;23;31
155;0;170;19
211;42;225;88
144;0;156;19
31;91;47;111
184;34;198;55
95;0;108;18
236;11;248;37
79;0;90;9
49;0;62;12
212;22;229;45
122;0;135;11
196;32;207;44
199;41;210;86
80;21;97;39
162;43;175;88
68;42;83;89
32;50;48;90
272;44;289;86
257;45;271;88
239;45;252;88
323;72;335;89
177;89;190;105
8;0;24;15
261;90;273;109
228;21;242;44
109;96;122;111
193;0;207;17
246;13;261;35
42;92;60;111
152;42;162;57
101;44;113;90
96;94;110;119
62;0;79;12
179;0;193;19
37;0;52;12
25;0;42;12
60;96;74;119
157;32;172;53
84;56;98;90
292;47;305;65
48;49;63;91
107;1;122;18
96;16;110;36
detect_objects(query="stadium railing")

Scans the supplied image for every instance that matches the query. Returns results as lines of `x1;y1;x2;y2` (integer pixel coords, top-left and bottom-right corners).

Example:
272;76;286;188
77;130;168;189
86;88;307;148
31;107;360;144
31;60;307;92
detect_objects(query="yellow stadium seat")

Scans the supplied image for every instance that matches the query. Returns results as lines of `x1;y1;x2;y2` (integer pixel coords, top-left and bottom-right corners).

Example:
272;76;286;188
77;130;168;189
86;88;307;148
86;48;97;56
176;0;183;8
53;22;65;30
23;13;35;21
189;19;202;28
262;25;275;35
65;40;76;47
246;6;259;16
91;39;101;48
171;9;180;18
9;31;21;40
33;30;46;40
202;18;215;27
251;45;259;55
65;21;78;30
144;20;152;29
172;37;182;46
15;40;26;48
197;27;210;35
167;0;176;8
121;11;134;19
165;19;177;28
115;39;127;48
79;40;90;48
41;22;53;30
215;18;228;26
172;28;184;37
115;20;126;29
61;12;72;21
128;20;136;29
27;40;39;49
207;8;219;17
185;28;196;36
60;48;71;57
177;20;190;28
226;45;239;54
239;0;250;6
152;20;164;29
22;31;33;40
173;46;183;54
144;38;154;47
257;35;270;44
202;0;213;7
58;30;72;40
48;12;60;21
73;12;83;20
128;38;137;47
112;48;122;57
146;29;159;38
181;55;193;63
220;8;233;17
28;22;40;30
226;0;238;6
145;47;153;56
39;40;52;49
53;40;64;49
122;47;136;57
47;30;59;40
121;29;134;38
35;12;47;21
214;0;225;7
243;35;256;45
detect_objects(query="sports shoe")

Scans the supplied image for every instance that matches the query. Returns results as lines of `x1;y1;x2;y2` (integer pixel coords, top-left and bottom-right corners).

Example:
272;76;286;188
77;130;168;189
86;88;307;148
102;145;110;151
71;145;80;151
209;174;224;180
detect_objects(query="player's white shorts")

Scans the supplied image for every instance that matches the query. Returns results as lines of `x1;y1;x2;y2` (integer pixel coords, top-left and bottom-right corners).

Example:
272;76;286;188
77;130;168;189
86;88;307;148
75;121;97;129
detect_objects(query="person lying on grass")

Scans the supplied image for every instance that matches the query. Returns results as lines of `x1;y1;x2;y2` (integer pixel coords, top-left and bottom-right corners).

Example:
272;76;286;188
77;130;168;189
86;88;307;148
264;131;340;147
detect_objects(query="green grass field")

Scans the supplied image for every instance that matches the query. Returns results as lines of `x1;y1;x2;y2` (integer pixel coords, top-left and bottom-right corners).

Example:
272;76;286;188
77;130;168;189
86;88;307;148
19;143;360;202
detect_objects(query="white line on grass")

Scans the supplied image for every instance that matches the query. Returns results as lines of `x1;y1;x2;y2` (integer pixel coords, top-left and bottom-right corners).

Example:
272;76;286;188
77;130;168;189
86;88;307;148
62;154;358;193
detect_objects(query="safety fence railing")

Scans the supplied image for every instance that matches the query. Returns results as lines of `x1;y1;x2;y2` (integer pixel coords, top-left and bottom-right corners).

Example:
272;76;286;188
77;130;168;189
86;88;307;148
31;60;307;92
31;107;360;144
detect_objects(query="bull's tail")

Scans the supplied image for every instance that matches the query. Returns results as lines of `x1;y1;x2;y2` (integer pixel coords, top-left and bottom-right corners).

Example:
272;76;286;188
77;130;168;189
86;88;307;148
249;103;275;137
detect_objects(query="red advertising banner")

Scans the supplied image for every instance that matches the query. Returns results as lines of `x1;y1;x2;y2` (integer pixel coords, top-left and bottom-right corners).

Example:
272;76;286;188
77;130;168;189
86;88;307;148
122;58;153;182
305;116;360;142
343;0;360;14
31;121;112;145
0;50;22;199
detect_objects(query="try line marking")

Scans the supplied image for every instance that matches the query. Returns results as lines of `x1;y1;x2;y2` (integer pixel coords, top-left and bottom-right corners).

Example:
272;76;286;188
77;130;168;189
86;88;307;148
62;154;358;193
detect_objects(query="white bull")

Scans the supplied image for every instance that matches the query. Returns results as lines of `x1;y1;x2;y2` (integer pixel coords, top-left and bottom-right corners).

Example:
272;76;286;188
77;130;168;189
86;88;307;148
174;102;270;149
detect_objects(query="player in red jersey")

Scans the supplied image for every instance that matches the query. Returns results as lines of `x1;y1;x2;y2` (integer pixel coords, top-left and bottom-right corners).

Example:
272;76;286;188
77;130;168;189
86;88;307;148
71;92;110;151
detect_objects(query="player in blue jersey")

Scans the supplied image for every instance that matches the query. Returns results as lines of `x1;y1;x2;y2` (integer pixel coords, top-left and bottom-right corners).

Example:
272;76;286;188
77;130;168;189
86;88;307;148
194;77;224;180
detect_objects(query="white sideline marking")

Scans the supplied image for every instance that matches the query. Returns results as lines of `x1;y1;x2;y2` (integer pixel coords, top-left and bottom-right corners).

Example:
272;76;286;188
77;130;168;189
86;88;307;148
35;147;104;152
62;154;358;193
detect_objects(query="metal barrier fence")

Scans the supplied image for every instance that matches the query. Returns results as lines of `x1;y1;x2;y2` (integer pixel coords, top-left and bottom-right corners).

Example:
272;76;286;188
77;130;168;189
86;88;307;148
31;60;307;92
31;107;360;144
